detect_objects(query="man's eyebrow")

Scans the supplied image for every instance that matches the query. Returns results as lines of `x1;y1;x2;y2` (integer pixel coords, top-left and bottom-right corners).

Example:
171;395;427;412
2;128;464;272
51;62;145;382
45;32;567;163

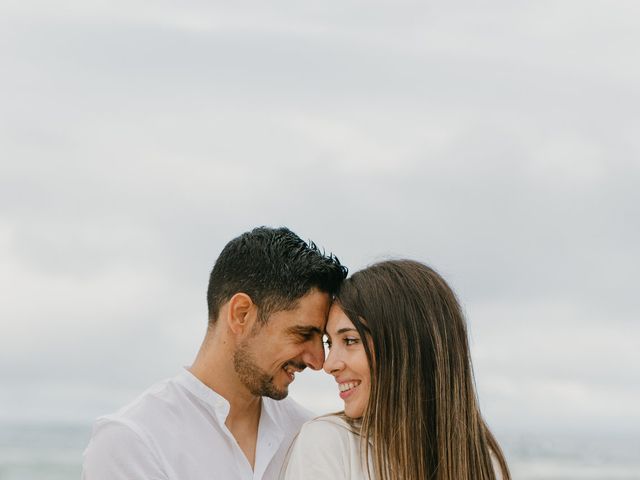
287;325;323;336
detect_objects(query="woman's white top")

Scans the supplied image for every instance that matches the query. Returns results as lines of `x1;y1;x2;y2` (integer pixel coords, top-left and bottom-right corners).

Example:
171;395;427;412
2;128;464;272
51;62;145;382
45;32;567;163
281;415;373;480
282;415;505;480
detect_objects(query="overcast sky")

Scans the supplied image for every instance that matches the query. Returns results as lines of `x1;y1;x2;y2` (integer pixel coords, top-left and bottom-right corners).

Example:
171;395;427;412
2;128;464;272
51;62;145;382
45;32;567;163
1;0;639;436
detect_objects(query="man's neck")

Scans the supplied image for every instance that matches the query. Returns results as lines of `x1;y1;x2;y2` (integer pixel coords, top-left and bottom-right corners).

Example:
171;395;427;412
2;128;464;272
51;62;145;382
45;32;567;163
224;396;262;470
191;349;263;411
189;339;263;469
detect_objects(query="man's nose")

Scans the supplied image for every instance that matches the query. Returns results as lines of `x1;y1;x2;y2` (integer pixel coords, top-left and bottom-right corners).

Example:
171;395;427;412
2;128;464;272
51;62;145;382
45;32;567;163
302;337;325;370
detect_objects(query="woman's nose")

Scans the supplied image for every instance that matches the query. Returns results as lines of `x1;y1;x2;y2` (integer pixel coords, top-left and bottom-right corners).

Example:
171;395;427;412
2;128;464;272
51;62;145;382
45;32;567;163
323;347;344;375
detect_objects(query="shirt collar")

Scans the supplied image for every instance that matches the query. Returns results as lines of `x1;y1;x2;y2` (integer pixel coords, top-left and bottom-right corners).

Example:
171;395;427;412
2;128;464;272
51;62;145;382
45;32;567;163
174;368;285;441
175;367;231;420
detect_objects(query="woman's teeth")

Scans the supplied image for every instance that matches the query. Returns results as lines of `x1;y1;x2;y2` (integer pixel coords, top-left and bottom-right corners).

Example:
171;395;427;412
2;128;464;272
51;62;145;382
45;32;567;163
339;381;360;392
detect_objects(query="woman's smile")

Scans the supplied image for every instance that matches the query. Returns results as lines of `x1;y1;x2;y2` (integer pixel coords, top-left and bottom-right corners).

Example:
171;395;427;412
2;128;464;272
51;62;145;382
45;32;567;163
338;380;362;399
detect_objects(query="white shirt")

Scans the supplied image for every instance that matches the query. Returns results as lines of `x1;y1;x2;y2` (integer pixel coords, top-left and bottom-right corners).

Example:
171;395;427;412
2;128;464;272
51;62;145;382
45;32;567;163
82;369;313;480
281;415;373;480
282;415;504;480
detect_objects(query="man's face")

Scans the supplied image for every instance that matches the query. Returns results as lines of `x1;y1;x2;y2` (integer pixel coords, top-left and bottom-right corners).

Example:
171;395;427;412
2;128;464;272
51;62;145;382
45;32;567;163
233;288;330;400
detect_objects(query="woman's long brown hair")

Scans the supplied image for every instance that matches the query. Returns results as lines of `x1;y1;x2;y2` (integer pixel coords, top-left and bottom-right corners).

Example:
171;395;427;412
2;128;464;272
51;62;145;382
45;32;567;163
336;260;510;480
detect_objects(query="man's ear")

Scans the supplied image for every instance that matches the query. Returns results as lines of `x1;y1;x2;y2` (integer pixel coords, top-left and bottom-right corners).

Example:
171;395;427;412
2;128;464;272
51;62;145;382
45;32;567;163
226;293;257;336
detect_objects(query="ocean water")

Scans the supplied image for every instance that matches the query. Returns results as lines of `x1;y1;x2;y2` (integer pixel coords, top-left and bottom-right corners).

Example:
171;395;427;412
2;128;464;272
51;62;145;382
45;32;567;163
0;422;638;479
501;432;640;479
0;423;87;480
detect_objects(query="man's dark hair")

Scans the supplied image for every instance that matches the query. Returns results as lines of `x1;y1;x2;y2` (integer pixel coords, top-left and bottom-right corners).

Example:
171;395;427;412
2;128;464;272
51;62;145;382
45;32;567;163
207;226;348;324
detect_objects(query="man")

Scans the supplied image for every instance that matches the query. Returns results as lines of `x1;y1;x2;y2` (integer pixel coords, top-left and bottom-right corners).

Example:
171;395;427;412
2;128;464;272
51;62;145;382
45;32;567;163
82;227;347;479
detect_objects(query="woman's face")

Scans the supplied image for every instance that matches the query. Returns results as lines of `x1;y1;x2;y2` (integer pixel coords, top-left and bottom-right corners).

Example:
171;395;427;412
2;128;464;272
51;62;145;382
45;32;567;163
323;304;371;418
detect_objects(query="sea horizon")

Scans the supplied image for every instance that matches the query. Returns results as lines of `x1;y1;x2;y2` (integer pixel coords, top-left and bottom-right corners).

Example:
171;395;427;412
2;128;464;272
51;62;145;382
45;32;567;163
1;420;638;480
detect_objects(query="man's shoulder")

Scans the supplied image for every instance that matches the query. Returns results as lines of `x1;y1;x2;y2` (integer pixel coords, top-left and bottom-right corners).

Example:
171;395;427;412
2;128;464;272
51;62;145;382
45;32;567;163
94;375;188;432
82;377;185;479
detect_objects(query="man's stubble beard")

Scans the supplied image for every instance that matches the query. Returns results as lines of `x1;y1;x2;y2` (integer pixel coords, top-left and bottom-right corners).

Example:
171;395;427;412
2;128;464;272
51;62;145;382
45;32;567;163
233;340;288;400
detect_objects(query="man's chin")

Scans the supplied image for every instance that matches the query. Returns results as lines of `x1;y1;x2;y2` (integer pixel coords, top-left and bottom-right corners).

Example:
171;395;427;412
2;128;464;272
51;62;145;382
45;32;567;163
266;387;288;401
255;376;289;400
268;377;291;400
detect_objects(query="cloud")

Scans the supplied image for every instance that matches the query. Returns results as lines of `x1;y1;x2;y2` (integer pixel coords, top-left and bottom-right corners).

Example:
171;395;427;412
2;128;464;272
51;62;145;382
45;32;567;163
1;0;638;434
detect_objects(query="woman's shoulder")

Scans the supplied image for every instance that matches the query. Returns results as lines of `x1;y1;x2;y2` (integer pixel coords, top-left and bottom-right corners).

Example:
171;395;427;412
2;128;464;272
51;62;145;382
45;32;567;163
281;415;360;480
296;414;356;444
306;414;353;428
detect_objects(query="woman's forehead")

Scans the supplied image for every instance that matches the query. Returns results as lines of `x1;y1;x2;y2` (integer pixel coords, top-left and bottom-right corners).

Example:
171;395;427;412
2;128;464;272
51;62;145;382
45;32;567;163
326;305;355;333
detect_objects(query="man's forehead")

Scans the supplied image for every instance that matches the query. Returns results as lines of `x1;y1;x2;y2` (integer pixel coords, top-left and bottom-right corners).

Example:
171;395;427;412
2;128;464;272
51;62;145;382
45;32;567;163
286;324;324;336
265;303;328;331
285;290;330;317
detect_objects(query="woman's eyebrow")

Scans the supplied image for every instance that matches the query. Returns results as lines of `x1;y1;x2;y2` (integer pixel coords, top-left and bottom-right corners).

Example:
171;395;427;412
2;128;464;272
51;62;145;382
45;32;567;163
336;327;358;334
325;327;358;338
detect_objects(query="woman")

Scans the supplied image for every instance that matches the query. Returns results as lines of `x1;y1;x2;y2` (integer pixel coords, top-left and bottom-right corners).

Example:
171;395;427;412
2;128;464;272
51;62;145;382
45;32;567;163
282;260;510;480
